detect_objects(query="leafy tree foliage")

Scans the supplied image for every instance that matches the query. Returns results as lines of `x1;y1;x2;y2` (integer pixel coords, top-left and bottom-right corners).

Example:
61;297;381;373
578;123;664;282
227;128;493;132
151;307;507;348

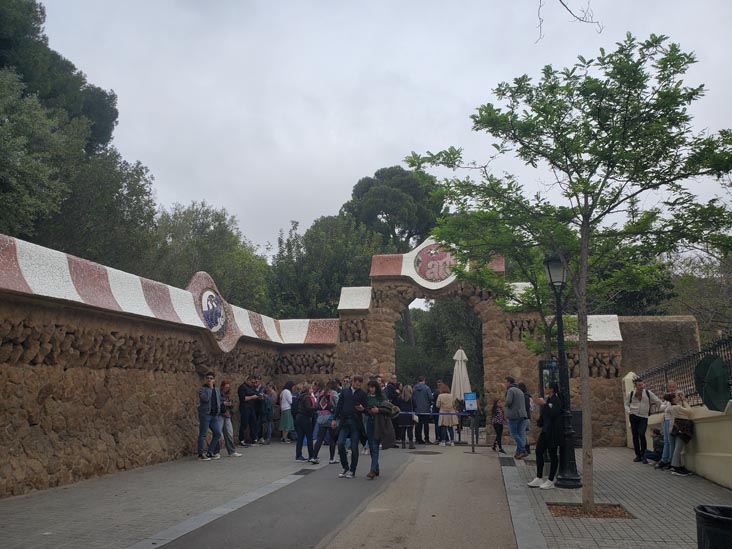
0;67;88;235
395;298;483;389
408;33;732;510
148;202;271;314
663;247;732;342
32;148;157;274
0;0;118;152
270;216;393;318
342;166;444;252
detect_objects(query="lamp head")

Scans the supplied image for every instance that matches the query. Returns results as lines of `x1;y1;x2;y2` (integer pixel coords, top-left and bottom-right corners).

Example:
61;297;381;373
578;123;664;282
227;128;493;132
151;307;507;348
543;253;567;289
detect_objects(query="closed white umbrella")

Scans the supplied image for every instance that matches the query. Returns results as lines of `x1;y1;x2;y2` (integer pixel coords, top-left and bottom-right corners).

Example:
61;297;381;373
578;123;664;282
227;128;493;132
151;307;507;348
451;347;471;401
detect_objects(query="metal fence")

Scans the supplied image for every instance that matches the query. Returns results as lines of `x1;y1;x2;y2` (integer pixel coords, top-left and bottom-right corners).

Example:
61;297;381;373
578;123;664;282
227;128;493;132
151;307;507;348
640;335;732;407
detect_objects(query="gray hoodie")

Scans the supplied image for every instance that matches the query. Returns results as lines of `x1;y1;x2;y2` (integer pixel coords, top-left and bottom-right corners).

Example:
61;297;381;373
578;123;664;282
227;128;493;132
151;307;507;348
505;383;527;420
412;382;432;414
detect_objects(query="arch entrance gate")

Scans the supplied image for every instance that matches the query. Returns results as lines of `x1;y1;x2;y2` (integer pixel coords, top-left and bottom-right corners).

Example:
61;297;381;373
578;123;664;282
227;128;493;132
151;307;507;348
335;239;537;399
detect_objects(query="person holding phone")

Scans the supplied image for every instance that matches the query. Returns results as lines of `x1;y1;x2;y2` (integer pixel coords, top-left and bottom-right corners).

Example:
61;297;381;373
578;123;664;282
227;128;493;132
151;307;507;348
527;381;563;490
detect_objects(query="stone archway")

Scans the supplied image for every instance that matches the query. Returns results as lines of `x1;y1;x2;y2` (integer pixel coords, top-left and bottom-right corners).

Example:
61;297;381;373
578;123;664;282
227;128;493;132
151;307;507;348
334;239;539;400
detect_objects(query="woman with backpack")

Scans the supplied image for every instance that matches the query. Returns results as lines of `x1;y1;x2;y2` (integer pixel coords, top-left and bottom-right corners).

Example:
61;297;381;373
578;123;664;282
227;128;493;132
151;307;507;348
312;381;339;464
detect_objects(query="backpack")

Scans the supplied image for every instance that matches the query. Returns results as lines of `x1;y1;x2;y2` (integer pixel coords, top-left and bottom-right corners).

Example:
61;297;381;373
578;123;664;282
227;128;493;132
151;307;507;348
628;389;658;415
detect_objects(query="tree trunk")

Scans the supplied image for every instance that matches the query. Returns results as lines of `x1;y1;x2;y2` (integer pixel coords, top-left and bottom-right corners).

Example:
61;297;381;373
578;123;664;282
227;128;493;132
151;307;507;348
578;220;595;512
402;309;417;347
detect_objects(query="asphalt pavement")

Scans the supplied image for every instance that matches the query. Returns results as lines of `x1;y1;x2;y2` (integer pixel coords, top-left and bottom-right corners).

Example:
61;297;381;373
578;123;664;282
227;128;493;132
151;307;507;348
0;439;516;549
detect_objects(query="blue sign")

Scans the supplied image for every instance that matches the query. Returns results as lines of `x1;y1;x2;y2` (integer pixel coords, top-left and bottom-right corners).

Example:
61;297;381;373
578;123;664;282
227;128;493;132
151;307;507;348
464;392;477;411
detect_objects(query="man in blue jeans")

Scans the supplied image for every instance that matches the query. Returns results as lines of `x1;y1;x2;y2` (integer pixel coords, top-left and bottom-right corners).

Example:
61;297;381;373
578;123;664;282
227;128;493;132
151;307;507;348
504;376;528;459
332;375;367;478
197;371;223;461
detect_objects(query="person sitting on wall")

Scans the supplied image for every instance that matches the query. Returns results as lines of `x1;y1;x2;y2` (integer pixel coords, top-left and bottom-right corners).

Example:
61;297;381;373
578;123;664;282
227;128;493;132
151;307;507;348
197;371;223;461
624;377;662;464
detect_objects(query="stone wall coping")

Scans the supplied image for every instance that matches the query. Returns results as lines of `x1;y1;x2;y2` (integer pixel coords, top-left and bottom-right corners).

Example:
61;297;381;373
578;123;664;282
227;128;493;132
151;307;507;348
337;286;372;311
618;315;698;322
0;234;338;349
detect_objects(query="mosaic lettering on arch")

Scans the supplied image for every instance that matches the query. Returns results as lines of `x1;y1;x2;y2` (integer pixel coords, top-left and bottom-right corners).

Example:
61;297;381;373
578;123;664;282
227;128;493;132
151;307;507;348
413;243;457;283
201;289;227;338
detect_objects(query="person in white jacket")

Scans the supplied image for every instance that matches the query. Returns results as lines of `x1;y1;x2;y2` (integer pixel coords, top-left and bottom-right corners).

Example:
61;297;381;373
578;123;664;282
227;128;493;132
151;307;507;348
624;377;662;464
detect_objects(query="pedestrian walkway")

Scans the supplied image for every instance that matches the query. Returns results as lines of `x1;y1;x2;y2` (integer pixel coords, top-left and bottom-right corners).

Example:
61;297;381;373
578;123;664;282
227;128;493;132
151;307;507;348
501;446;732;549
0;441;512;549
0;444;321;548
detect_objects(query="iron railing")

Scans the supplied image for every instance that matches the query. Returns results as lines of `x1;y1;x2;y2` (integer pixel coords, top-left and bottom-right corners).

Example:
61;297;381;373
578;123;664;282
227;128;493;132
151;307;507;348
640;335;732;407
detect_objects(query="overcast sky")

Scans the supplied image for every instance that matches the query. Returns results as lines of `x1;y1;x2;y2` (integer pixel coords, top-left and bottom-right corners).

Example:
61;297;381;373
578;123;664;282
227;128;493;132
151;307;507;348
42;0;732;250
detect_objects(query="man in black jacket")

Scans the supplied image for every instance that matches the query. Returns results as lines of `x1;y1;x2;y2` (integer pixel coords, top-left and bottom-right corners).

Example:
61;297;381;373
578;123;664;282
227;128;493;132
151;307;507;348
238;375;262;446
332;375;367;479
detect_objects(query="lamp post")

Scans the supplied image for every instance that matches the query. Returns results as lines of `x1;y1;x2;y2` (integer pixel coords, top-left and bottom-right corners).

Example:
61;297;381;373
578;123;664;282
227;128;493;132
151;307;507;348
544;254;582;489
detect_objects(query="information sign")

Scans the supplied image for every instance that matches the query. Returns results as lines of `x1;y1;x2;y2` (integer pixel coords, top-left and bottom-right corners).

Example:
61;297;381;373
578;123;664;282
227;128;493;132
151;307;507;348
464;392;478;411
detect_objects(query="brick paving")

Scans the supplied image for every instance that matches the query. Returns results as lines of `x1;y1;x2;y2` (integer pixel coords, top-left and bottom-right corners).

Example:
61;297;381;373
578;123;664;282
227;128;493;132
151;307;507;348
508;446;732;549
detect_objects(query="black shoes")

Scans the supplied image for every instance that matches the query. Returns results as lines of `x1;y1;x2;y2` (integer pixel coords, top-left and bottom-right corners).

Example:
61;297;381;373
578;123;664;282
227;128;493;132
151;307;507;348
633;456;642;462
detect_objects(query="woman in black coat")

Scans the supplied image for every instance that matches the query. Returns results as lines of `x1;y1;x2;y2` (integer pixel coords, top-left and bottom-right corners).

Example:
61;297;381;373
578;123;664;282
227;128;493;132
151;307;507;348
527;381;563;490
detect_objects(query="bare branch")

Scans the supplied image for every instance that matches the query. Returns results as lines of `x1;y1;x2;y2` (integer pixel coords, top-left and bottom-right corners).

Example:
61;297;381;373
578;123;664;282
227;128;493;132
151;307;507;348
537;0;604;42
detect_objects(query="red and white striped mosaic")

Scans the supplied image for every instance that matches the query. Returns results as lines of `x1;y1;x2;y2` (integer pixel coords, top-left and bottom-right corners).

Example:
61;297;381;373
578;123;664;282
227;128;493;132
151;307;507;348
0;235;338;350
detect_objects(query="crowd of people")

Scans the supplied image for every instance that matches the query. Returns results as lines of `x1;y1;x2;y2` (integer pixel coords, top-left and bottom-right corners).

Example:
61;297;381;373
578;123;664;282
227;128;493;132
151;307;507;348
624;376;694;476
198;371;696;485
196;372;474;480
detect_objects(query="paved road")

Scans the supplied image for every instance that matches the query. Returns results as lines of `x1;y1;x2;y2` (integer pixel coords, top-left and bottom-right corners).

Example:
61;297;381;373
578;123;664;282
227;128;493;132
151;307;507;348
0;442;516;549
321;447;517;549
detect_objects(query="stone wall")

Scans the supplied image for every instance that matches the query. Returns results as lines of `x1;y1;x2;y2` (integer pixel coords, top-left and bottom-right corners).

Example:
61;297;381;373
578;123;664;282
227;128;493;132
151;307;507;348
0;294;335;498
618;316;699;375
337;281;628;448
484;313;626;448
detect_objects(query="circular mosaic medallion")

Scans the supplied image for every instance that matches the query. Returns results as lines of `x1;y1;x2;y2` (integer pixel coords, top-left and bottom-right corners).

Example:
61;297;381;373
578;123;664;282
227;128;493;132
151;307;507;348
201;290;226;336
413;244;457;283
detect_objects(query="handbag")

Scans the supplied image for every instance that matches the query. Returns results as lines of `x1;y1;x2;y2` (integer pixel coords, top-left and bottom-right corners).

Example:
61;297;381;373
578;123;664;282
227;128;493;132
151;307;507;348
671;418;694;443
316;413;332;426
412;413;419;423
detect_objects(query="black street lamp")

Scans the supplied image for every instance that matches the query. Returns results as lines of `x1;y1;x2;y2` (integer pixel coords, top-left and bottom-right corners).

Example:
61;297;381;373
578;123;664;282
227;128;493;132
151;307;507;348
544;254;582;489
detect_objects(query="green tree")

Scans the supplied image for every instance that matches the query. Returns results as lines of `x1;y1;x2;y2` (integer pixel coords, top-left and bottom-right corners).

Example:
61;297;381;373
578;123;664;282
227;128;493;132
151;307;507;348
32;148;157;274
343;165;446;345
149;202;271;313
342;166;444;253
663;247;732;342
408;33;732;510
396;297;483;388
0;0;118;152
270;216;393;318
0;67;88;236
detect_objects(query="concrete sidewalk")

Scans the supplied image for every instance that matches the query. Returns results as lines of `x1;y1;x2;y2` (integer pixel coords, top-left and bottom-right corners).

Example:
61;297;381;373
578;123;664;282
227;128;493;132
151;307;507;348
502;446;732;549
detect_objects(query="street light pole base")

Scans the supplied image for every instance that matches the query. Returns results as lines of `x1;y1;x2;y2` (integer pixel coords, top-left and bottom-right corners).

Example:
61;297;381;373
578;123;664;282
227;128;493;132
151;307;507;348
555;474;582;489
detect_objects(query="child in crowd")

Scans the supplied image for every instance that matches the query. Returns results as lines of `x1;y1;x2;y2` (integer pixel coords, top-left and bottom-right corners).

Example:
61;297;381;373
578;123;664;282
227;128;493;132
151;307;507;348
644;428;663;463
491;398;507;454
